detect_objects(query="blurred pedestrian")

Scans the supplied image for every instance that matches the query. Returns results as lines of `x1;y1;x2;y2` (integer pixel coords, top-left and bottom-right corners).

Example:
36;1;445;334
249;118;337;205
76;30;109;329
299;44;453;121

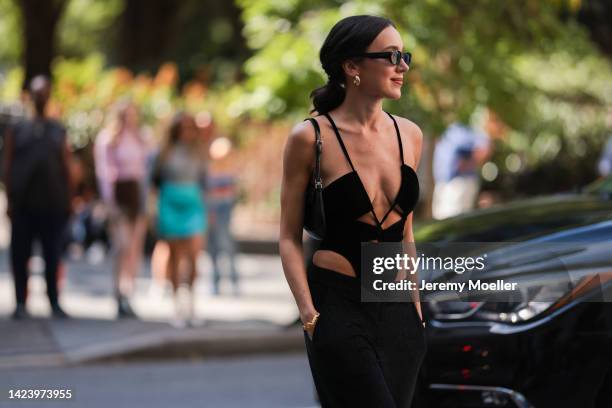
206;133;240;296
597;108;612;178
153;112;208;327
146;128;172;299
2;75;74;319
148;239;171;297
432;109;498;219
94;100;150;318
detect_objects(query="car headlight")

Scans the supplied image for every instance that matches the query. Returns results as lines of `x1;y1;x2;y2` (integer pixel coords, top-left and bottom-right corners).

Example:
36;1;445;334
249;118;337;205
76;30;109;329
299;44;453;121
427;275;578;323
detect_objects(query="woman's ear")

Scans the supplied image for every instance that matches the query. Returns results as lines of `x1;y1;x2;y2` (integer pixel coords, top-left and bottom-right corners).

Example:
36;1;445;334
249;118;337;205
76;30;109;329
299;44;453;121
341;59;360;79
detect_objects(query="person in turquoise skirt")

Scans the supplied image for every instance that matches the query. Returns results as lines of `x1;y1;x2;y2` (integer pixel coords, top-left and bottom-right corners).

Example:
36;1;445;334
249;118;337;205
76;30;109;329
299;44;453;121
153;111;208;327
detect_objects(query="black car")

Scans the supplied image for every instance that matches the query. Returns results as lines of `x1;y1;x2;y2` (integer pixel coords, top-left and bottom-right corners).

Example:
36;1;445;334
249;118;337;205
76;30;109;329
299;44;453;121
413;178;612;408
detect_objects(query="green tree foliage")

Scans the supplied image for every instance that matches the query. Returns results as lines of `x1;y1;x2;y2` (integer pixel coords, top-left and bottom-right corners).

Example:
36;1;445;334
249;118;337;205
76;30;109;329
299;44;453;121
235;0;612;191
58;0;123;59
0;0;21;69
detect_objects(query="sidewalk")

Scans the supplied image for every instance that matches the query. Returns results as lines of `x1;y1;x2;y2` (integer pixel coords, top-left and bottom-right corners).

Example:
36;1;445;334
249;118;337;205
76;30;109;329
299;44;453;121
0;318;304;369
0;249;305;369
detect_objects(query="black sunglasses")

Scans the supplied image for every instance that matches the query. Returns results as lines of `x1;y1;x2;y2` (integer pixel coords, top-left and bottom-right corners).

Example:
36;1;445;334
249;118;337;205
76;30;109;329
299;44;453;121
354;50;412;66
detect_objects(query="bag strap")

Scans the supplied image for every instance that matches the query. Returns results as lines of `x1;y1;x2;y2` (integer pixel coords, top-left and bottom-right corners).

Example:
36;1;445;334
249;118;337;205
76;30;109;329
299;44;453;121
304;118;323;190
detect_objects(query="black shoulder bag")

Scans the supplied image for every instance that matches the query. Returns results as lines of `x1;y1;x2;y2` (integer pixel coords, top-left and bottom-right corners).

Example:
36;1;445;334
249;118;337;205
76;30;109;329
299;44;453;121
302;117;326;240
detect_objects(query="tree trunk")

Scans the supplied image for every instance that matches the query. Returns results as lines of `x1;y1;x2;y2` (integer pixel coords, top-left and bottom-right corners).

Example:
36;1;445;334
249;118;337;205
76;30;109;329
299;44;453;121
18;0;67;89
117;0;181;72
577;0;612;59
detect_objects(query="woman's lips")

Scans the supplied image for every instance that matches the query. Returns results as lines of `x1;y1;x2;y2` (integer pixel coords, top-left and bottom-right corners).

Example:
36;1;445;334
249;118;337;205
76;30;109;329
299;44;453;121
391;79;403;85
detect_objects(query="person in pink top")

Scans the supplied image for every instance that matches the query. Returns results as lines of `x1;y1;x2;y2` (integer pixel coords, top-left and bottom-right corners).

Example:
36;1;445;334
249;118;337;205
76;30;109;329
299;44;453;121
94;100;151;318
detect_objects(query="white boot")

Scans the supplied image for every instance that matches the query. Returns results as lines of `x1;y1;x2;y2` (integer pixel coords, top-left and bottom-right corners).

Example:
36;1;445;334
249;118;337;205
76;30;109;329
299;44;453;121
186;285;199;327
186;285;204;327
171;287;188;329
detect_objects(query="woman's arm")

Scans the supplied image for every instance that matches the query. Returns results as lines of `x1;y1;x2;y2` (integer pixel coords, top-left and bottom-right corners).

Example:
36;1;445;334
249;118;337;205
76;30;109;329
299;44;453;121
60;132;76;215
2;127;14;219
93;130;116;205
279;119;318;329
402;213;424;323
400;118;424;323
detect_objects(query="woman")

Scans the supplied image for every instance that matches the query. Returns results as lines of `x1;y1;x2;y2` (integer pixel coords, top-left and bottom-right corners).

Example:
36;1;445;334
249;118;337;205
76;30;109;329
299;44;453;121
96;101;151;318
205;120;240;296
279;15;427;407
154;112;208;327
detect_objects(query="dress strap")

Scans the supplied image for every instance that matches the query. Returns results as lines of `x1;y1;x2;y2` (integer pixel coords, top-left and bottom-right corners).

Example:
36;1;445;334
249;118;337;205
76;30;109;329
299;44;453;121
323;113;356;172
385;111;404;165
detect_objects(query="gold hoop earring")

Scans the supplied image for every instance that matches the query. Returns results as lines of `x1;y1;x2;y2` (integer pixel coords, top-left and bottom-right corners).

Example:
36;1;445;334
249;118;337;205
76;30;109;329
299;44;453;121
353;75;361;86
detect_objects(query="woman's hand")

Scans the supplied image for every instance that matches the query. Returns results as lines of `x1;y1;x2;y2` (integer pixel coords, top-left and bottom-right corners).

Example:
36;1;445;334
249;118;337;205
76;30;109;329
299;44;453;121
415;301;426;327
300;307;320;340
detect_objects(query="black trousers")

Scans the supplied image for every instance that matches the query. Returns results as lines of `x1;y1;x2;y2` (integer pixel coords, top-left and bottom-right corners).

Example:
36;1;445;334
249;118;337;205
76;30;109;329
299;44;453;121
10;212;68;306
304;264;427;408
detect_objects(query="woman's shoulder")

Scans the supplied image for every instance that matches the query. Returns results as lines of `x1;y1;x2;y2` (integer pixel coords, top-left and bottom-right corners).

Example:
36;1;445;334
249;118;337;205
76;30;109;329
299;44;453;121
388;113;423;141
95;127;112;145
286;118;319;150
282;118;321;172
387;113;424;165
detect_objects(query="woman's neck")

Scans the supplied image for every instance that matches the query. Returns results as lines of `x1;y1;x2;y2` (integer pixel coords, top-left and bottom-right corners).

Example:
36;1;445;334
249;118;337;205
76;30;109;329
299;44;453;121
332;89;386;133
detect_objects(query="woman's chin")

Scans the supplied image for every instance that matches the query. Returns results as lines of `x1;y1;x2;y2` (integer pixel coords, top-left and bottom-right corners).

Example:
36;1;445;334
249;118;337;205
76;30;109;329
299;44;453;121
386;89;402;100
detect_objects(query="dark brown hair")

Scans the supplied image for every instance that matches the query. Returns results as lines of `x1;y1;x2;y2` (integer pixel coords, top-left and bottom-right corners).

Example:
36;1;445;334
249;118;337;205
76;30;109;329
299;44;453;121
310;15;395;114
